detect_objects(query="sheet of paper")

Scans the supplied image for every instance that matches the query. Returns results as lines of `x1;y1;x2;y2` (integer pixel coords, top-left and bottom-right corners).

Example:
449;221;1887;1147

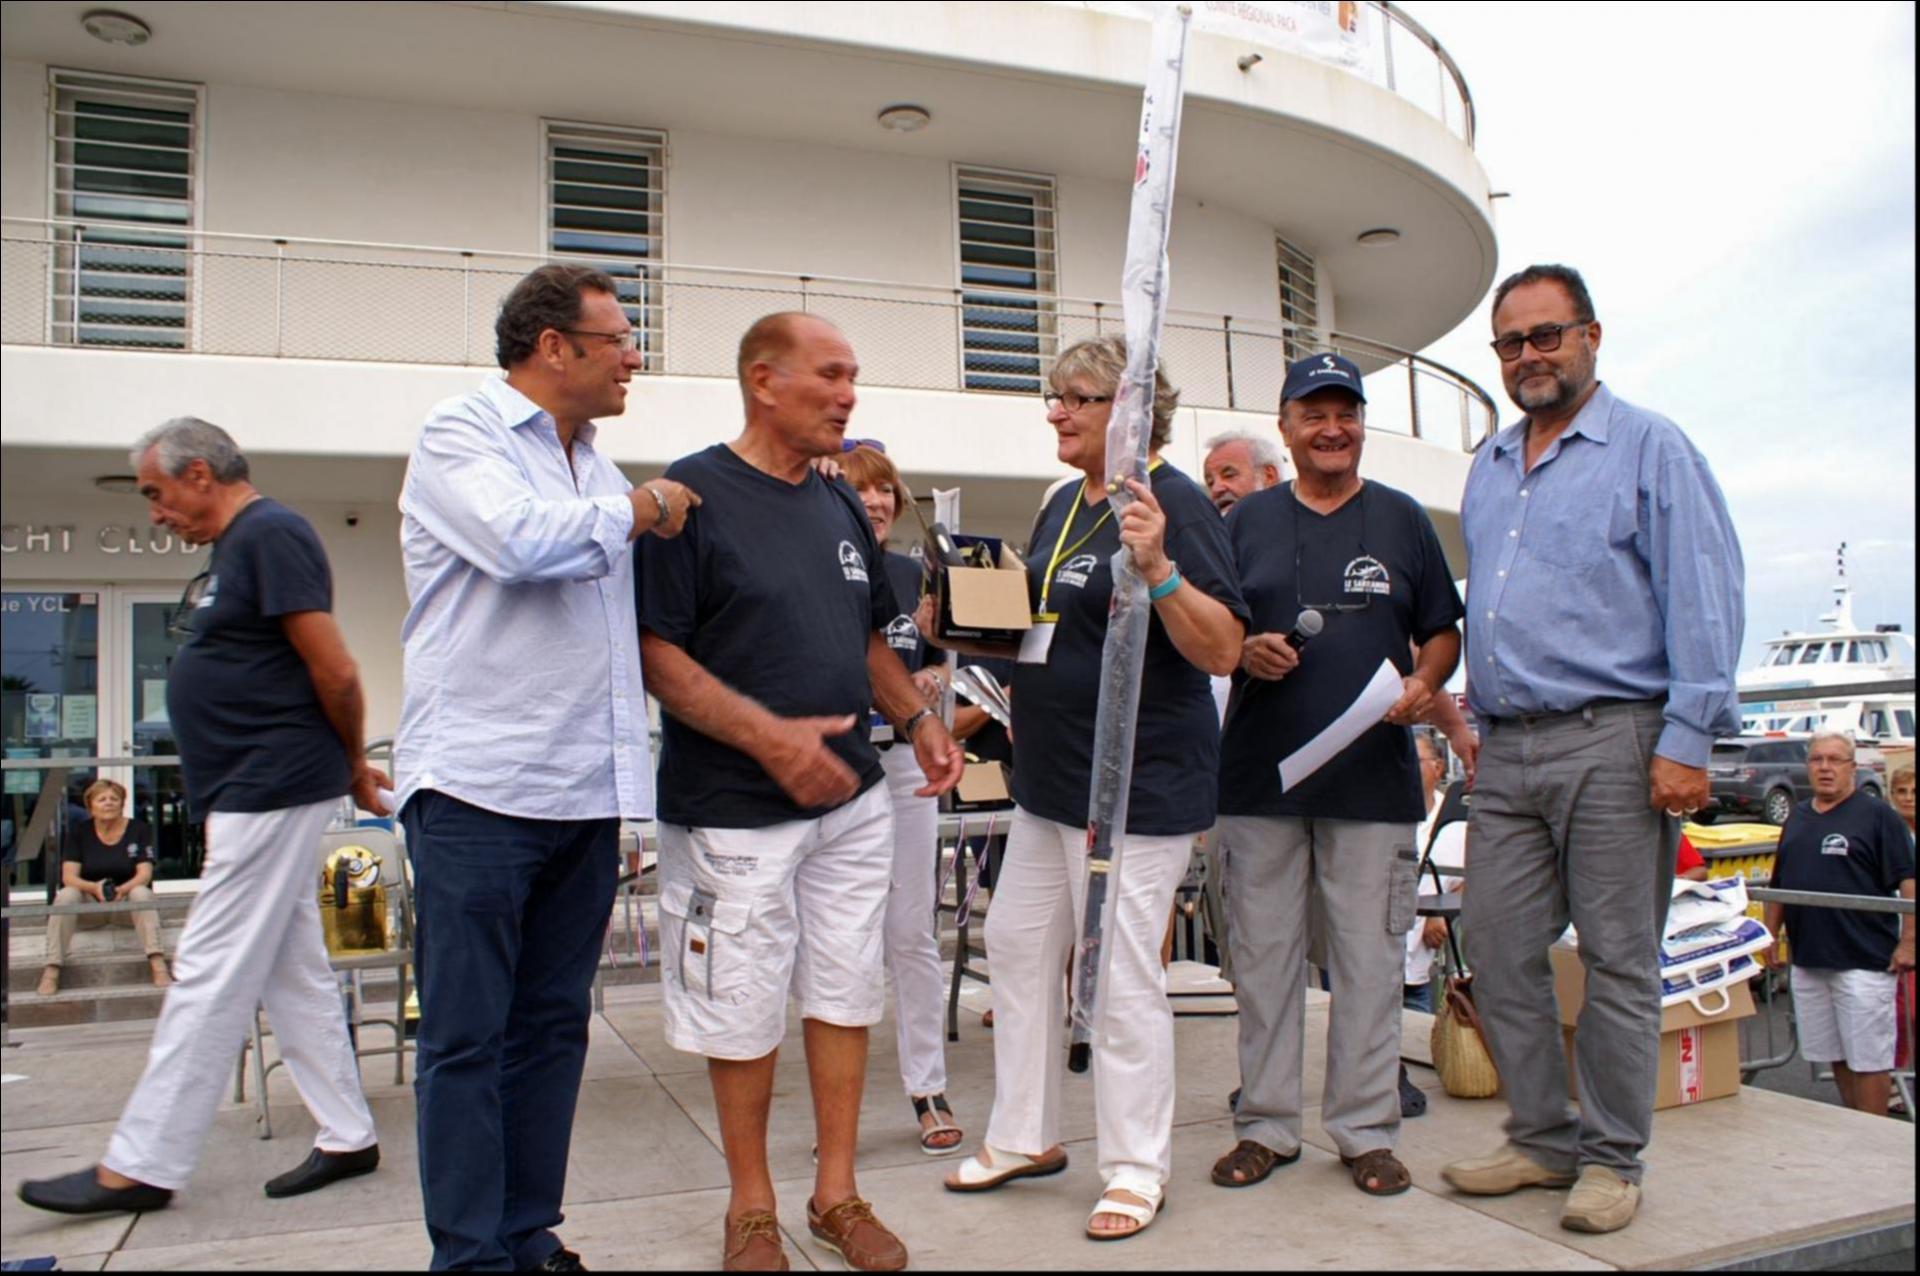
60;693;97;741
1277;658;1404;792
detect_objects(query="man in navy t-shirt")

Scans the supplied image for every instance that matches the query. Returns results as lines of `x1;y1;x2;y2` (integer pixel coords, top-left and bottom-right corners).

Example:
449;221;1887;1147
1765;731;1916;1118
19;418;387;1218
638;313;962;1272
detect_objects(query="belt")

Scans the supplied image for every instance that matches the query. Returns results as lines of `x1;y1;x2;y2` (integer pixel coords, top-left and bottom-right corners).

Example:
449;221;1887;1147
1485;696;1664;728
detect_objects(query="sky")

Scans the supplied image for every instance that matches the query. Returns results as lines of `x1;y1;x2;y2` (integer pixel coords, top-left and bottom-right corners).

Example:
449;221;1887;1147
1406;0;1916;671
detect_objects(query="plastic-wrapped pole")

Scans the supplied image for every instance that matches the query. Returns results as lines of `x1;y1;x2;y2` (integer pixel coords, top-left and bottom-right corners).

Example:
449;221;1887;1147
1068;2;1192;1074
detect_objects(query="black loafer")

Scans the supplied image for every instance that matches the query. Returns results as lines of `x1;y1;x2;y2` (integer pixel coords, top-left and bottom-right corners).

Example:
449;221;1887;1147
531;1246;586;1271
263;1145;380;1198
18;1167;173;1215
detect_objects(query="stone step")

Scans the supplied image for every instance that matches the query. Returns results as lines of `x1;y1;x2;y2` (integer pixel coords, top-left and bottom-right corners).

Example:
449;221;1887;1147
10;951;167;993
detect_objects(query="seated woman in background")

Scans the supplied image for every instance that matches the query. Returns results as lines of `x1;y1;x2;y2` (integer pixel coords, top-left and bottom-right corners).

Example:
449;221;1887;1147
37;778;170;995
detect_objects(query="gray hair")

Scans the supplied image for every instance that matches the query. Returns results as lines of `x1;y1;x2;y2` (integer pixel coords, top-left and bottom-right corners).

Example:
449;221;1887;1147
1203;429;1282;473
129;416;250;484
1807;729;1857;760
1048;336;1180;449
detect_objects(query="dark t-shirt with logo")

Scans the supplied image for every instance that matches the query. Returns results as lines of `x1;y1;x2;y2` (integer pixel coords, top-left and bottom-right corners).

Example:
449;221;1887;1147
638;444;898;829
1009;464;1248;836
1772;791;1915;970
881;552;929;675
1218;480;1464;822
68;817;154;888
166;498;352;817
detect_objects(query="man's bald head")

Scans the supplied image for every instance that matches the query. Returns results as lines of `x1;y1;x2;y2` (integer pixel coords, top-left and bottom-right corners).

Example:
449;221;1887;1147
736;312;844;402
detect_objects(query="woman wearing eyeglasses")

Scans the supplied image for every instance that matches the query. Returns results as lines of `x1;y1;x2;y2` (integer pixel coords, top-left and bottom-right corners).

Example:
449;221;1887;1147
929;337;1246;1240
1209;353;1464;1200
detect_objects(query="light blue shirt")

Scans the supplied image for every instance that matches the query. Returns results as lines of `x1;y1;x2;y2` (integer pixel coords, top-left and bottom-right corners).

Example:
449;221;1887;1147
1461;382;1744;768
394;376;653;821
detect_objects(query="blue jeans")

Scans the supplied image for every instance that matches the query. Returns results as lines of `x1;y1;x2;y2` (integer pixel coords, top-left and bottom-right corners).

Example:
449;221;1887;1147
1402;982;1435;1014
404;790;618;1271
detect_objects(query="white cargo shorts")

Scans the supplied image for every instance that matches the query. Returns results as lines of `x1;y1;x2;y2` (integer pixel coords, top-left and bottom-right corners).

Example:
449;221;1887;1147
1792;965;1898;1073
657;782;893;1061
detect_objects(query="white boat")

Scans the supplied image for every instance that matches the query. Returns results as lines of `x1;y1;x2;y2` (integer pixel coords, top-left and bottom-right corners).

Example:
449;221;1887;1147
1739;544;1916;745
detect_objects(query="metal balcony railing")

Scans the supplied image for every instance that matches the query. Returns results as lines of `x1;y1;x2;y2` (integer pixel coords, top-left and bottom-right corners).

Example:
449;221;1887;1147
1;218;1499;452
1370;1;1478;148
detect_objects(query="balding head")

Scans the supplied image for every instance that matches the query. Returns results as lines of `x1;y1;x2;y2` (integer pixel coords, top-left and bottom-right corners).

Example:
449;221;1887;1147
734;312;859;459
737;312;843;404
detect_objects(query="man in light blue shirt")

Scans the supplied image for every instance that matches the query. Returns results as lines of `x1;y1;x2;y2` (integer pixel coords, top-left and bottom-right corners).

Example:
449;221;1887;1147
395;263;698;1272
1441;265;1743;1236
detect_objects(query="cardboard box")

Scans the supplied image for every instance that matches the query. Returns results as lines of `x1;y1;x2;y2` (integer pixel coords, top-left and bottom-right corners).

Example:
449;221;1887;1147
945;760;1013;814
1550;943;1755;1110
928;533;1031;646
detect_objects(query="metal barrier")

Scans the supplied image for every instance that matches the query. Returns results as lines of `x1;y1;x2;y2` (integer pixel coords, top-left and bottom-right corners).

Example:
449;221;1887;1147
1;218;1501;452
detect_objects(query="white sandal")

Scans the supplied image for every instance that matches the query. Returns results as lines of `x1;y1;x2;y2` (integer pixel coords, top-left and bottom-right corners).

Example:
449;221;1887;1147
1085;1181;1164;1241
943;1143;1069;1192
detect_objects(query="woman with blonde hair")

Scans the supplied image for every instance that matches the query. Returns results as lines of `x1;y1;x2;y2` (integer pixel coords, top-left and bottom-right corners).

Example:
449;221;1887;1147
38;778;170;994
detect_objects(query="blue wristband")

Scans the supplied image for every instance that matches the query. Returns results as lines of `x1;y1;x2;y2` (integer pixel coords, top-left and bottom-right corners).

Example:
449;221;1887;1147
1147;563;1182;601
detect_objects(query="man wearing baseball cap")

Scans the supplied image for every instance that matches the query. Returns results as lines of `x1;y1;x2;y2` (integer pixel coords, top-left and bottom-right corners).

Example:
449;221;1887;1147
1210;353;1463;1198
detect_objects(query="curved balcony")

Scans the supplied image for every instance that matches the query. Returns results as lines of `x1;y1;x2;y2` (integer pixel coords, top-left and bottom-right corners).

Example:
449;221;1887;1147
0;219;1499;454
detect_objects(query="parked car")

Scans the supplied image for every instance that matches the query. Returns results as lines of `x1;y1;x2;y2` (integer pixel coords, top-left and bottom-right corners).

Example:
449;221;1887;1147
1699;736;1888;826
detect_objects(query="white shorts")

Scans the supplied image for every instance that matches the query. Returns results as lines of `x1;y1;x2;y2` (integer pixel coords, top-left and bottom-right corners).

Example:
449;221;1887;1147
1793;965;1898;1073
657;783;893;1061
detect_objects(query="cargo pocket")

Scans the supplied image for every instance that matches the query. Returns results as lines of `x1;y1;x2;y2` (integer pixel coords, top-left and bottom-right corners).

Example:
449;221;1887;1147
1385;847;1418;935
660;881;756;1007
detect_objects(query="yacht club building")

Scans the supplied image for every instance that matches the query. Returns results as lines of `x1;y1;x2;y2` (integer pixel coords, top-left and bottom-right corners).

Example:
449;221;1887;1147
1;0;1500;881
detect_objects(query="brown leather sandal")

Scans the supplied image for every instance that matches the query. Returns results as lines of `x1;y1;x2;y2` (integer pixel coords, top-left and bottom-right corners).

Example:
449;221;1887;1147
1343;1148;1412;1196
1210;1138;1300;1187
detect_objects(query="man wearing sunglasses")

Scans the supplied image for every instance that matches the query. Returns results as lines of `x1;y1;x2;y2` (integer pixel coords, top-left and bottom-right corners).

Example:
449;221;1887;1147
1442;265;1744;1234
1211;354;1464;1200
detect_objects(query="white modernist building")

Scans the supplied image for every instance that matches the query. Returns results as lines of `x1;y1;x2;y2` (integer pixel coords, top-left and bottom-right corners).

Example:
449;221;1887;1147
1;0;1499;879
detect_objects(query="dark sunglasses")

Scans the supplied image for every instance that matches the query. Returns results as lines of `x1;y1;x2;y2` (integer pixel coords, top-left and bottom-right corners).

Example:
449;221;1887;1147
1489;321;1590;363
840;438;886;453
167;569;213;640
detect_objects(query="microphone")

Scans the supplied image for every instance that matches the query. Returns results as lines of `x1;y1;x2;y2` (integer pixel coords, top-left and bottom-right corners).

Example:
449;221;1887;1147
929;522;969;568
1285;608;1324;652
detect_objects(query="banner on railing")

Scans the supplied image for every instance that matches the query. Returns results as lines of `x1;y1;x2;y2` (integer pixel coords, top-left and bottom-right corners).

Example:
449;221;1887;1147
1063;1;1388;88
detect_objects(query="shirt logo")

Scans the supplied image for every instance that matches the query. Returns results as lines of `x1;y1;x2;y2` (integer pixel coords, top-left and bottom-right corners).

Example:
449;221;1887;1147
1820;833;1850;856
1054;553;1099;591
1344;555;1391;596
885;614;919;652
837;540;869;584
198;574;219;609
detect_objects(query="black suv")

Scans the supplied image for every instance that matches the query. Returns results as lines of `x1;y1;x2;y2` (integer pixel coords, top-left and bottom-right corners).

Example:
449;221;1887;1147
1700;737;1887;826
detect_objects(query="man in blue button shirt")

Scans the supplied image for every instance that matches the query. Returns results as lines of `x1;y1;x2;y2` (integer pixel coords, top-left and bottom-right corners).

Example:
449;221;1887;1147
1440;265;1744;1235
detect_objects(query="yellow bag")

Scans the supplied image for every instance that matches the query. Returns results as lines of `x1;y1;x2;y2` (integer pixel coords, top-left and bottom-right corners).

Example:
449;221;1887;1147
318;846;389;956
1430;973;1501;1099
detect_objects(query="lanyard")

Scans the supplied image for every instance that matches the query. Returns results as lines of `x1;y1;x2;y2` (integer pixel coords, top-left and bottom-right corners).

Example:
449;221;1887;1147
1035;458;1163;620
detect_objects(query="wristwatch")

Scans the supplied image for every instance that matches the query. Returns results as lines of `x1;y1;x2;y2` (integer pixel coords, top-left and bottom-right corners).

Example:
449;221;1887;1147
899;707;936;741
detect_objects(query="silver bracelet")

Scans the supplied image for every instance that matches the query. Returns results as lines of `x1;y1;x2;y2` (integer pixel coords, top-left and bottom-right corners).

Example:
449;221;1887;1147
644;484;671;529
900;707;935;740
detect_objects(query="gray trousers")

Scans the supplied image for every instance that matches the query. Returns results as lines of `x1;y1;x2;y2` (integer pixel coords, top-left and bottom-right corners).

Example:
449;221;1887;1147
1220;815;1418;1159
1463;699;1677;1184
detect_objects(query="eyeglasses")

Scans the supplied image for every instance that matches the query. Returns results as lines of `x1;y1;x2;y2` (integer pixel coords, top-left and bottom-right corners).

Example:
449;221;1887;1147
840;438;887;453
1489;321;1590;363
168;569;212;640
1294;486;1376;614
559;328;639;353
1042;391;1113;413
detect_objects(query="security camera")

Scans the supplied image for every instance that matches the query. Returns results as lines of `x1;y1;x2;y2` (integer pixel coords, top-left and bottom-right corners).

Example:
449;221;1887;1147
345;511;361;528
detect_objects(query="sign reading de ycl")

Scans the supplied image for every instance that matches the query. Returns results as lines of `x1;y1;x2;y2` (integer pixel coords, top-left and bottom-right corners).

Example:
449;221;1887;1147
0;524;203;556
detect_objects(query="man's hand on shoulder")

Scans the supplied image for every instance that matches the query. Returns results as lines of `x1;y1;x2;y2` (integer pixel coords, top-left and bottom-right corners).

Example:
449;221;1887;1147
757;714;861;809
632;478;701;540
1648;754;1709;817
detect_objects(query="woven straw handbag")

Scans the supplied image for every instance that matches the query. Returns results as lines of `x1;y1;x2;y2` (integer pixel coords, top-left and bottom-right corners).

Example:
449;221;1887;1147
1430;969;1500;1098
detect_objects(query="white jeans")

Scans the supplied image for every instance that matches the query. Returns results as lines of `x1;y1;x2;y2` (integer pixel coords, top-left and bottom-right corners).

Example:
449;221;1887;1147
657;783;893;1061
881;747;947;1097
981;806;1192;1193
104;799;377;1189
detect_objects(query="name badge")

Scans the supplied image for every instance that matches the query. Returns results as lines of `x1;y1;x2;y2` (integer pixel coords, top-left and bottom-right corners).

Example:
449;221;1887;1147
1018;621;1057;665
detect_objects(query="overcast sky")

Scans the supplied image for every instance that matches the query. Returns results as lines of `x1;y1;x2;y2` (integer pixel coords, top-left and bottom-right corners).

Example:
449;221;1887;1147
1408;0;1916;671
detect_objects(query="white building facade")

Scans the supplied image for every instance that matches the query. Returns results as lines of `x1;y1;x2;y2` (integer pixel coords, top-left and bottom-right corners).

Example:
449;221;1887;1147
1;0;1499;881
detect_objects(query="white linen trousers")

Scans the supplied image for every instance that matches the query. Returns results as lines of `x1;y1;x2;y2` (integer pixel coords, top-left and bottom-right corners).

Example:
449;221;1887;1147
103;798;377;1189
880;746;948;1097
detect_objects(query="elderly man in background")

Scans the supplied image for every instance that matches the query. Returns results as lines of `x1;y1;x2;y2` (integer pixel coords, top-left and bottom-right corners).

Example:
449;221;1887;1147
1202;429;1284;515
20;418;385;1215
396;263;698;1271
1764;732;1915;1118
1443;264;1745;1235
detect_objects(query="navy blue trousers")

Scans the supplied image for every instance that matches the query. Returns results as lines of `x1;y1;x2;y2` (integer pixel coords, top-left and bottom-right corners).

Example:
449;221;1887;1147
404;790;618;1271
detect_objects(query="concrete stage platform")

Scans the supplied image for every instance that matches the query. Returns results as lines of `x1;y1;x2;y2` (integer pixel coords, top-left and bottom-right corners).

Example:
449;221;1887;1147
1;986;1911;1270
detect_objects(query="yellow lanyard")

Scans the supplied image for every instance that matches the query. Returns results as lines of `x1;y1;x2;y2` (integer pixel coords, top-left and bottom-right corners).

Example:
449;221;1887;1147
1035;458;1162;621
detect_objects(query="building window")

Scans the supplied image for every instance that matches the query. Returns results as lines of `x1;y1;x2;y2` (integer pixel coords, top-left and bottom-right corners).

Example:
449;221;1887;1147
955;166;1058;394
544;120;666;372
1276;235;1319;362
49;70;200;350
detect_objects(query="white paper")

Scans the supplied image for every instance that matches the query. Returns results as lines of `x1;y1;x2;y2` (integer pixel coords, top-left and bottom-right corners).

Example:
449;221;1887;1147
1277;658;1404;791
60;693;97;741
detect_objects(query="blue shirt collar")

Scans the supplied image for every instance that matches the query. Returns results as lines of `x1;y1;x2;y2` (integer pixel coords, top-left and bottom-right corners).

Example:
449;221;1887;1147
482;376;599;448
1491;381;1614;458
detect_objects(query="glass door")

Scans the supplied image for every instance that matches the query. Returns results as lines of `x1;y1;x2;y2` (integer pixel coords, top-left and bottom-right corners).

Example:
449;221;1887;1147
111;589;204;880
2;589;103;891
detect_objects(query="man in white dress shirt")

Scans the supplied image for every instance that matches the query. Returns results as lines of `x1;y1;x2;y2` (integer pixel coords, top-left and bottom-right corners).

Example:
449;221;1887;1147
394;264;697;1272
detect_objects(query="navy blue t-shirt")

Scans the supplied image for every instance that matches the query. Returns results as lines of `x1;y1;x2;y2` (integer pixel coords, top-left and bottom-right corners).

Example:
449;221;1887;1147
1009;464;1247;837
881;552;929;675
1773;791;1915;970
69;818;154;888
638;445;899;829
1218;481;1464;822
167;498;351;816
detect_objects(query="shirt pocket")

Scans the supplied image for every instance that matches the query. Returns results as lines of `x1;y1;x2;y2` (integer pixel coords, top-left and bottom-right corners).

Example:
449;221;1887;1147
1523;480;1631;576
658;880;756;1007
